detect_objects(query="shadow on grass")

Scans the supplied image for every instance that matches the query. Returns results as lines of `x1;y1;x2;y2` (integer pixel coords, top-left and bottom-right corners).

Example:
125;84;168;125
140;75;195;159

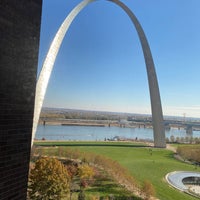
86;181;142;200
164;151;175;159
34;142;148;148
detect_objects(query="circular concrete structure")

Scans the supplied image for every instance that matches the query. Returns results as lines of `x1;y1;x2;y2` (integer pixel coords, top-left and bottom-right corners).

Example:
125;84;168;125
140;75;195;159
166;171;200;198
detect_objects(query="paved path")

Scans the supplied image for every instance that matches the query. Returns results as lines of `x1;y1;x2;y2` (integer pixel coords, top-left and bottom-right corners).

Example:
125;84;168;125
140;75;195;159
166;144;177;152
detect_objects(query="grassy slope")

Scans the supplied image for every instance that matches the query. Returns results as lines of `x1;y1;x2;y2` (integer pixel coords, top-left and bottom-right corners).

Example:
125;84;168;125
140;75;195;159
35;142;200;200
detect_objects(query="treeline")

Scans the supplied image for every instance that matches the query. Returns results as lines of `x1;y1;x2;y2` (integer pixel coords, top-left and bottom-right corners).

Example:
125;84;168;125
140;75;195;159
64;113;111;120
40;111;120;121
166;135;200;144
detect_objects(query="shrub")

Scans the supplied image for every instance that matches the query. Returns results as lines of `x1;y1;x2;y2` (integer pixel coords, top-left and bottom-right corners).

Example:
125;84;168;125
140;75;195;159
141;180;155;200
177;146;200;163
78;163;95;188
78;190;86;200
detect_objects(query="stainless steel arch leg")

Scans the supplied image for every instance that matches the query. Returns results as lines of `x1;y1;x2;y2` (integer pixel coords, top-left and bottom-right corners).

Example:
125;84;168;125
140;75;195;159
32;0;166;148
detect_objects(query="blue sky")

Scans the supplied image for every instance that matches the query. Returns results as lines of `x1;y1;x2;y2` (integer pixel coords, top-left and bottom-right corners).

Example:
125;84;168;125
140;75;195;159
38;0;200;118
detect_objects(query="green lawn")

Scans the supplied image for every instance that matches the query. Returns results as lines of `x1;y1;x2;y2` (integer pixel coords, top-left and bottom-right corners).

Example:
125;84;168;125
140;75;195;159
34;141;200;200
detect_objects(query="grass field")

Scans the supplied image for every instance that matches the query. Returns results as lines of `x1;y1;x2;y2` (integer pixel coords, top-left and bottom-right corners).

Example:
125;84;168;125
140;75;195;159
34;141;200;200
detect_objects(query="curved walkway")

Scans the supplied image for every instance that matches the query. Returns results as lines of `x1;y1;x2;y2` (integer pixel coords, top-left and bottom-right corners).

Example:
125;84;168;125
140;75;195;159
166;171;200;198
166;144;177;152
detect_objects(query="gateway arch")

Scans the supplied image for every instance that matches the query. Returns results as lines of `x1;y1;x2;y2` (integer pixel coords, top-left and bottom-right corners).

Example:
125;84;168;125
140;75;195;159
32;0;166;148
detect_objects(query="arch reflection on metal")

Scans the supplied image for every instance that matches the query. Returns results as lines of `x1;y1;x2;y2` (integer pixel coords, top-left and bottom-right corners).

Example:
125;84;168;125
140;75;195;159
32;0;166;148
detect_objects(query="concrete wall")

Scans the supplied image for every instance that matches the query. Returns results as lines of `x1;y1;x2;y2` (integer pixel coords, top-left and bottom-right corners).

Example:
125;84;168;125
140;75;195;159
0;1;42;199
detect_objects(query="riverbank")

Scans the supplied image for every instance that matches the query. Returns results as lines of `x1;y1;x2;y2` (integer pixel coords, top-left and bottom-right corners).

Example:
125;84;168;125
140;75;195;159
39;119;153;129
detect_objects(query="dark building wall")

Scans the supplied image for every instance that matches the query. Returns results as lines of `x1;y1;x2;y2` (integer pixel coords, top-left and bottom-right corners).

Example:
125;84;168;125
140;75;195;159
0;1;42;199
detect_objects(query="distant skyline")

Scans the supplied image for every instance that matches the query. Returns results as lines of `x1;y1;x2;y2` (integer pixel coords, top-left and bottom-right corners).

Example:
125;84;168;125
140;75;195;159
38;0;200;118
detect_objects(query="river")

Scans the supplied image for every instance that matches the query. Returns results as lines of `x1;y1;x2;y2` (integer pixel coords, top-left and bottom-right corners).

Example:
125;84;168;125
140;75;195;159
35;125;200;141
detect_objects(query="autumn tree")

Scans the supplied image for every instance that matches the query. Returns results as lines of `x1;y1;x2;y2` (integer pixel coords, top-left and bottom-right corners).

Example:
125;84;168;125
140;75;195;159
28;157;70;200
170;135;175;143
78;163;94;186
78;190;86;200
66;161;78;200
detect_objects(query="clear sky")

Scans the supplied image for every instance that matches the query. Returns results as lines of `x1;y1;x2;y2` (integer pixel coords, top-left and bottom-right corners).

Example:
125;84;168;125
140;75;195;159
38;0;200;118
